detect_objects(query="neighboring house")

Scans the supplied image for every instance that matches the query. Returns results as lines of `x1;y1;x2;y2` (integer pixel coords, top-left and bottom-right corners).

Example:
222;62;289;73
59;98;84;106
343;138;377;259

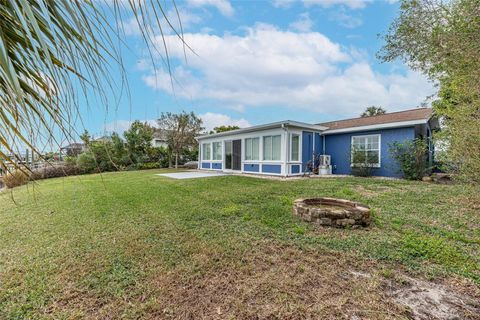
60;142;86;157
196;108;439;178
94;135;112;143
152;129;169;148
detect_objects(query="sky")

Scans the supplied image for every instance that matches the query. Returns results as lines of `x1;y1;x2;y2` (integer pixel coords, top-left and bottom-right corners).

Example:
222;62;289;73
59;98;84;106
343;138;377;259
81;0;435;137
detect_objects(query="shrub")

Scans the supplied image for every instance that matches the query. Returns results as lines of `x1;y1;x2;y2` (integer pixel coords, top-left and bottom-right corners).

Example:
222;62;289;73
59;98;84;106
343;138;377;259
389;139;429;180
3;170;30;188
76;152;98;173
31;164;80;180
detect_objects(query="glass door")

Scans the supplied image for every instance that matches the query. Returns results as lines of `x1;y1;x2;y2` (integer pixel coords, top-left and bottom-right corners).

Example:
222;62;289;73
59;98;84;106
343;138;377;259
224;141;232;170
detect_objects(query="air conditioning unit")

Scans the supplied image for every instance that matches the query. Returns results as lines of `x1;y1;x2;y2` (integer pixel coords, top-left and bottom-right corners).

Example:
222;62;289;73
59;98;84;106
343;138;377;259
319;155;331;166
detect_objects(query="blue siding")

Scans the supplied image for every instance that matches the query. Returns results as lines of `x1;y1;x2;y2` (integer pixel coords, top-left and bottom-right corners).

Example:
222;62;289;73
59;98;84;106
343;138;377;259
201;162;211;169
302;131;314;169
244;163;260;172
324;127;415;178
291;164;300;174
212;163;222;170
314;132;322;155
262;164;282;174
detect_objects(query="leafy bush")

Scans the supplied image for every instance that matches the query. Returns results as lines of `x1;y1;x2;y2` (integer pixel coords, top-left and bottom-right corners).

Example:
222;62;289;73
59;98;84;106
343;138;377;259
76;141;123;173
3;170;30;188
76;152;98;173
389;139;429;180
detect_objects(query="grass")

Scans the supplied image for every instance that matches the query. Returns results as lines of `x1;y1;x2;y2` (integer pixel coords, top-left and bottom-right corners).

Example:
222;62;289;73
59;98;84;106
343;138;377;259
0;169;479;319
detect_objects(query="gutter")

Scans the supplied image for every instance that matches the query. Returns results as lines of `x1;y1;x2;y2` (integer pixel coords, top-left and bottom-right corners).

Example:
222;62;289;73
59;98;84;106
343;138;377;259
322;119;429;135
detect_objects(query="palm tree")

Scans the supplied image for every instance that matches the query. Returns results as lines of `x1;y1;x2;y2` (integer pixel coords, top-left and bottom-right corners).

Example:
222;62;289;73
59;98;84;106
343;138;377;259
0;0;186;172
361;106;387;117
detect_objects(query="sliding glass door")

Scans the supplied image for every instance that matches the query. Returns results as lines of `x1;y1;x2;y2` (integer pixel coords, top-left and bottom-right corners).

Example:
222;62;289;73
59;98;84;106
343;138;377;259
224;141;232;170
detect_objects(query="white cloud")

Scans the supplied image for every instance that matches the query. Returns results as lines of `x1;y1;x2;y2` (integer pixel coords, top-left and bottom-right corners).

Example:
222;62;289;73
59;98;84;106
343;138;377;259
271;0;296;8
142;24;434;117
289;12;314;32
187;0;234;17
330;9;363;28
304;0;372;9
272;0;372;9
199;112;251;131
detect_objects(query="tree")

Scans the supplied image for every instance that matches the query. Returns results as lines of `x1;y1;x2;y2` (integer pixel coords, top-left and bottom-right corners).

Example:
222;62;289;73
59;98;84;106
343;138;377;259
0;1;184;171
379;0;480;182
157;112;203;168
210;125;240;134
361;106;387;118
80;130;91;146
123;121;154;165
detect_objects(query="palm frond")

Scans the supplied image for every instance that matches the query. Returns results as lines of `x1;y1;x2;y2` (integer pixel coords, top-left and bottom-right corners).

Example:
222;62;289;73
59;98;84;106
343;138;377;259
0;0;185;173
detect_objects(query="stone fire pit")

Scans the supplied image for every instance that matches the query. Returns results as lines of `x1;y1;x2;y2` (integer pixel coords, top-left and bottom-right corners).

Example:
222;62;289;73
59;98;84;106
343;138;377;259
293;198;371;228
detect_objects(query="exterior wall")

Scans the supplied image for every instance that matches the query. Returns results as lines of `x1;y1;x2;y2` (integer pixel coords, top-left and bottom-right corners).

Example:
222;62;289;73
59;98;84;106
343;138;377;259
198;124;420;178
324;127;416;177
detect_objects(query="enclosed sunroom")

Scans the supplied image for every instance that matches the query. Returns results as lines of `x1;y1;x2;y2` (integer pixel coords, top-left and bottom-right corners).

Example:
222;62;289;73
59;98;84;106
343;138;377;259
197;121;328;176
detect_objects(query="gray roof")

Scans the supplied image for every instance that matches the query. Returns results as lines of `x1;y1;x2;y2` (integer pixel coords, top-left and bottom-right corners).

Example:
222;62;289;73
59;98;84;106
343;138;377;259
197;120;328;140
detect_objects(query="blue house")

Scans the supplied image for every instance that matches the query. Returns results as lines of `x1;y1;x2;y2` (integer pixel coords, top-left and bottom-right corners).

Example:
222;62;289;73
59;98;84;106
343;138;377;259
197;108;439;178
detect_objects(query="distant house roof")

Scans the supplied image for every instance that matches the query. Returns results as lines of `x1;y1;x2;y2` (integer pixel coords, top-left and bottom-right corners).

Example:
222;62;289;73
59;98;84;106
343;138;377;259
60;142;85;150
94;136;112;143
153;129;169;141
318;108;435;134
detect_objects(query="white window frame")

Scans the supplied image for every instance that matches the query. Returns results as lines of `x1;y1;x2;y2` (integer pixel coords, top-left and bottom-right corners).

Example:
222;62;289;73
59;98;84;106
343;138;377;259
290;133;301;162
212;142;222;160
244;137;260;161
202;143;211;161
350;134;381;168
263;135;282;161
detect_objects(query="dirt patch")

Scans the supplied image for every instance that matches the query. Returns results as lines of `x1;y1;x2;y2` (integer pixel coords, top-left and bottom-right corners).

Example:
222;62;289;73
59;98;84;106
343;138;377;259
41;242;480;319
386;275;480;320
140;243;403;319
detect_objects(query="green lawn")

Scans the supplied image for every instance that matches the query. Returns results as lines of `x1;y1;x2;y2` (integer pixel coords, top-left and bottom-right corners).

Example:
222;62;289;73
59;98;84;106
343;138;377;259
0;170;479;319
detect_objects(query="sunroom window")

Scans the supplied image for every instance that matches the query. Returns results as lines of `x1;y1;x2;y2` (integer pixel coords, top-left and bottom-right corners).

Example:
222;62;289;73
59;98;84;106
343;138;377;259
291;134;300;162
263;135;281;161
202;143;211;160
351;135;380;167
245;137;259;160
212;142;222;160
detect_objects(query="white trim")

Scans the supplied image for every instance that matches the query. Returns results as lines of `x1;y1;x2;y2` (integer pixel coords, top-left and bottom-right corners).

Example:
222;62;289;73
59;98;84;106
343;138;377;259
350;134;381;168
323;119;428;135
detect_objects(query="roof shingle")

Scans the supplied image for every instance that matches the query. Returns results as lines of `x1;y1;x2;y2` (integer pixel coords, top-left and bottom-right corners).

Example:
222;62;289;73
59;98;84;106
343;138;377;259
318;108;433;131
